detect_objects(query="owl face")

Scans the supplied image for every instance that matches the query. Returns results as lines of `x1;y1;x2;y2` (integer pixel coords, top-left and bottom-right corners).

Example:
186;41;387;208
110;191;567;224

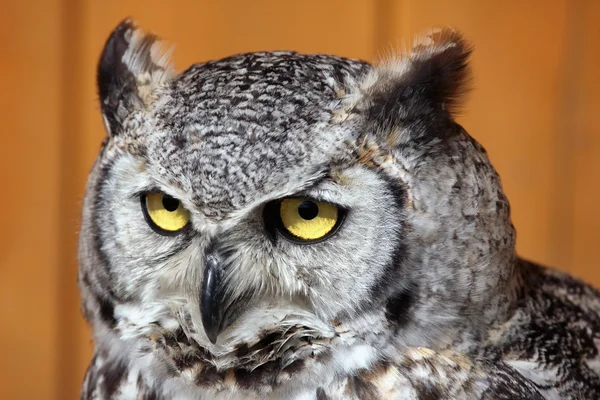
80;21;516;356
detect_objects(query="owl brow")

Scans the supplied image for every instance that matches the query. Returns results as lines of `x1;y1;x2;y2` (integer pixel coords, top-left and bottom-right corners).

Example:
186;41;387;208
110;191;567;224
285;168;329;192
129;185;180;201
286;176;346;205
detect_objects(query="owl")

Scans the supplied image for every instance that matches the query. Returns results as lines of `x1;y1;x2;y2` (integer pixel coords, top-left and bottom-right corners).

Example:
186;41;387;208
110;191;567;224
79;19;600;399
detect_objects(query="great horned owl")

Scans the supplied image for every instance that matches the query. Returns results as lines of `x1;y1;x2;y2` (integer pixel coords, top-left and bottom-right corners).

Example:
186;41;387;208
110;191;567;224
79;20;600;399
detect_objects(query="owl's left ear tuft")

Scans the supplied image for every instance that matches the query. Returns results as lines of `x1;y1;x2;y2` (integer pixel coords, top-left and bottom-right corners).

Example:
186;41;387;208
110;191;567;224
97;19;175;136
362;27;472;139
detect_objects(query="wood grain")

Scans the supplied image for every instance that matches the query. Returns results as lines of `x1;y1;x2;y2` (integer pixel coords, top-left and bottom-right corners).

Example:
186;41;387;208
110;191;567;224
0;2;62;399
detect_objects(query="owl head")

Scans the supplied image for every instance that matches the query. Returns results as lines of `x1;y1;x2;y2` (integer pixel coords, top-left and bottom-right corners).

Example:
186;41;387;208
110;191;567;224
79;20;516;363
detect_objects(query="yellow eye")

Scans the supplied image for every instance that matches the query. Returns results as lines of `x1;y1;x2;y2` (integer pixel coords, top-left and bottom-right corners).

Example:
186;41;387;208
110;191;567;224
142;192;190;234
279;198;340;242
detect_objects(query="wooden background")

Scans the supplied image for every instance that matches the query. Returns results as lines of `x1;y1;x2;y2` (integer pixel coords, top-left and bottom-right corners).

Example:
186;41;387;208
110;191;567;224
1;1;598;398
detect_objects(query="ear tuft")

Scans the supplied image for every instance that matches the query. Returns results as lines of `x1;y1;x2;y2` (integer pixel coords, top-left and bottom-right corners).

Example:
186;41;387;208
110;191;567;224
408;27;473;113
362;27;472;141
97;19;175;136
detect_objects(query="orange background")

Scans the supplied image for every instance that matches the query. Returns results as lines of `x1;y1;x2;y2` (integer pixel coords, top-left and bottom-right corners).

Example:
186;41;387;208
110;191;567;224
1;1;598;398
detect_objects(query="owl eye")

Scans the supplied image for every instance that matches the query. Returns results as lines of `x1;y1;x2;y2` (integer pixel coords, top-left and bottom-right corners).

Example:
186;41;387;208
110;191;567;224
141;192;190;234
276;198;343;243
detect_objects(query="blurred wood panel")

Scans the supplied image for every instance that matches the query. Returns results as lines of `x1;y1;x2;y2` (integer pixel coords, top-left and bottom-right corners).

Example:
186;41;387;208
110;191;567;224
0;1;63;399
572;0;600;282
0;1;598;399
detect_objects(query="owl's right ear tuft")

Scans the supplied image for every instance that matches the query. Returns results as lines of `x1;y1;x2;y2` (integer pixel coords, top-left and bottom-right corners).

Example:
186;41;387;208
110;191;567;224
97;19;175;136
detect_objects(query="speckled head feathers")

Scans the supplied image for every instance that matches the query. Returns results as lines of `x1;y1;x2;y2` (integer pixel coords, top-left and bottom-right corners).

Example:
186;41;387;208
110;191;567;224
96;22;474;221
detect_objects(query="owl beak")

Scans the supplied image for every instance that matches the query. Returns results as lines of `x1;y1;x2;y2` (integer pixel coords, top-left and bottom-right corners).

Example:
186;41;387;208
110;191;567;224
200;254;225;344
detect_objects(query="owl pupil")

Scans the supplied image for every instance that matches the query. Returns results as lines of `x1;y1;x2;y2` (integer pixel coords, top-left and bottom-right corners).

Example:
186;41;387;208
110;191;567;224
162;195;180;212
298;201;319;220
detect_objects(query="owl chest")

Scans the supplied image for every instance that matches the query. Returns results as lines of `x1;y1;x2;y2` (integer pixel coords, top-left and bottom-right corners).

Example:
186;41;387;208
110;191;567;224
84;340;400;399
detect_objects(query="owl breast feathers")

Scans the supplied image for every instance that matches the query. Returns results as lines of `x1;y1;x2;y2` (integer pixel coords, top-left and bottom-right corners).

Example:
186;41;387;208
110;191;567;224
79;19;600;399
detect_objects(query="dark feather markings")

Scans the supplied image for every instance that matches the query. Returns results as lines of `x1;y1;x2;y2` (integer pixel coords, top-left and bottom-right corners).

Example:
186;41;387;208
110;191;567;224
385;281;418;331
97;295;116;328
82;353;100;399
316;387;330;400
97;18;169;136
364;174;416;329
97;19;142;136
483;362;545;400
345;375;380;400
102;358;128;398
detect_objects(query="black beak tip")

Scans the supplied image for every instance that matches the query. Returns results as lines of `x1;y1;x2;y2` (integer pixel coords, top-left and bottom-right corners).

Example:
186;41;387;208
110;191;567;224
201;255;223;345
202;313;220;345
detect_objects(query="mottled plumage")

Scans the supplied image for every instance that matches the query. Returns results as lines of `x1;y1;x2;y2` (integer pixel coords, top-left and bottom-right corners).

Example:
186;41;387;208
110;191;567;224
79;20;600;399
